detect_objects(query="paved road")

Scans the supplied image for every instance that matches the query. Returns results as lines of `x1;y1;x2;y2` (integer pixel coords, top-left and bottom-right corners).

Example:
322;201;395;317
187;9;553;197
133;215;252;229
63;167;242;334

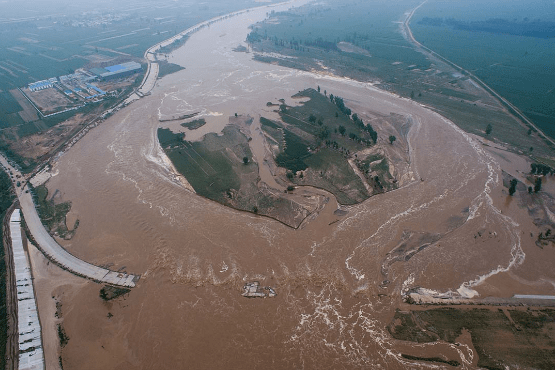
0;154;138;287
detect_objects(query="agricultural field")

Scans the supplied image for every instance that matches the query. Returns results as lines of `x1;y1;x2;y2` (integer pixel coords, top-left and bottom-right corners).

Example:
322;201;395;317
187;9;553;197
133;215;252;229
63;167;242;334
249;0;430;85
411;0;555;139
0;0;283;170
0;0;280;93
247;0;555;159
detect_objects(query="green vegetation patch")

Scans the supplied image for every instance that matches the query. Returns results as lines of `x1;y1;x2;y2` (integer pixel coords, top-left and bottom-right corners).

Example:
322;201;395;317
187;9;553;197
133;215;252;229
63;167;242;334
160;124;319;227
260;116;280;129
158;126;245;204
262;88;377;204
301;149;369;205
356;154;396;194
0;92;23;115
0;141;36;174
99;286;131;301
180;118;206;130
0;111;25;130
57;324;69;348
33;185;74;238
158;128;185;146
389;308;555;370
275;129;310;173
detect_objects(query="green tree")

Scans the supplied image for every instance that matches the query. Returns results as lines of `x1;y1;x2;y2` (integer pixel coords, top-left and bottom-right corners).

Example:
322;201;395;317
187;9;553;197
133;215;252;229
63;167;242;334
410;91;415;99
485;124;492;135
338;125;346;136
317;85;320;93
534;177;542;193
389;135;396;145
280;104;287;113
308;114;316;123
243;156;249;164
509;178;518;196
318;126;330;140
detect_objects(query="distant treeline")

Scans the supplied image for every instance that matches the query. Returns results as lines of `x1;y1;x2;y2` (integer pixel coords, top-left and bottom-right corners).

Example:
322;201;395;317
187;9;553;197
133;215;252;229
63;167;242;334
248;31;340;52
418;17;555;39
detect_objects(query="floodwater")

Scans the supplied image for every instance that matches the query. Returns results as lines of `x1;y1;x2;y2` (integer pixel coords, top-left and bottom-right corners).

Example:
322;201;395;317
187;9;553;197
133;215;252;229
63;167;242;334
42;1;555;369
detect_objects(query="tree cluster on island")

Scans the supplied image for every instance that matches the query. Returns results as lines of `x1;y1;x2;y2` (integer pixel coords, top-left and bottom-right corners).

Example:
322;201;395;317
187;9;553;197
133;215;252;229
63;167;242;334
530;163;553;176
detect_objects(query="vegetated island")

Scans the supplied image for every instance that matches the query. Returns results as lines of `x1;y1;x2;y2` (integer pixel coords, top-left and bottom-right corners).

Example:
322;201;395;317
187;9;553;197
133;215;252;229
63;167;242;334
158;88;413;228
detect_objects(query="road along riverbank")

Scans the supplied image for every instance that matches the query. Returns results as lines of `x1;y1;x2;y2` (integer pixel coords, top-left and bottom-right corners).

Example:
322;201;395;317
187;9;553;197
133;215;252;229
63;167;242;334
0;154;139;287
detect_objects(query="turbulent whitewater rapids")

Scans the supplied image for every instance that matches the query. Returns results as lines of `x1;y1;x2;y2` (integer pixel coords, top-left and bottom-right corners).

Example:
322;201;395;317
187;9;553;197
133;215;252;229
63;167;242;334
28;1;555;369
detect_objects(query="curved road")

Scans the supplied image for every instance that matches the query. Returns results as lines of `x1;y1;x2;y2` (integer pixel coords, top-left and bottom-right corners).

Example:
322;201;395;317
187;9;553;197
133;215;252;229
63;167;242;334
0;154;138;287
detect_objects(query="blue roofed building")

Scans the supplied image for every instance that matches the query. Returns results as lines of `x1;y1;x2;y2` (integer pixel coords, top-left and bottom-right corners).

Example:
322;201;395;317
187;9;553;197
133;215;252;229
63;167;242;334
89;62;142;80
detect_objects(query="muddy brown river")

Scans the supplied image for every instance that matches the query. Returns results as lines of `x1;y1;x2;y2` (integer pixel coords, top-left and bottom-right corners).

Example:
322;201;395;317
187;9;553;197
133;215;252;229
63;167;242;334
35;2;555;369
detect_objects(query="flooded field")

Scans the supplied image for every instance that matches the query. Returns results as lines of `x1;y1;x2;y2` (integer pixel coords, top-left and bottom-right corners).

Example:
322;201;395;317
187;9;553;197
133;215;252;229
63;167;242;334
35;2;555;368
